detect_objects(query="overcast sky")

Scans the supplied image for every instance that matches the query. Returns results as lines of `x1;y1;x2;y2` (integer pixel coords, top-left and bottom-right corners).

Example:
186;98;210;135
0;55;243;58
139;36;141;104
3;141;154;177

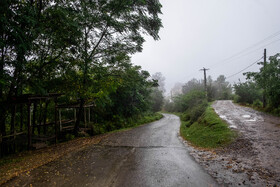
131;0;280;95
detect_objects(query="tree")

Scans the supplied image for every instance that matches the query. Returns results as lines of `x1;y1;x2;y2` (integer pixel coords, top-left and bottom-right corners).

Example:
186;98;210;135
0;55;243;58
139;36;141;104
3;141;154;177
152;72;166;93
245;53;280;109
213;75;232;100
0;0;163;154
150;72;165;112
233;81;262;104
66;0;163;133
182;78;204;94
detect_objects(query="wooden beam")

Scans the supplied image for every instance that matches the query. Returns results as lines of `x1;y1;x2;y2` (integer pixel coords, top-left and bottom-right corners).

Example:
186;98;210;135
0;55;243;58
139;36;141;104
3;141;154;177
27;103;32;149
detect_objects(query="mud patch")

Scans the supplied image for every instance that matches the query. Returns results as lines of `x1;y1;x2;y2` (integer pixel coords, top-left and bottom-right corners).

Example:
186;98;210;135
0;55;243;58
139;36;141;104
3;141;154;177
184;100;280;186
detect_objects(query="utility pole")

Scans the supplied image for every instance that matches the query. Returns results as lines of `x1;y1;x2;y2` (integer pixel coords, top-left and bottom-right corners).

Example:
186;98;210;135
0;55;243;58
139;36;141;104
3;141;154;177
263;48;267;108
200;67;209;97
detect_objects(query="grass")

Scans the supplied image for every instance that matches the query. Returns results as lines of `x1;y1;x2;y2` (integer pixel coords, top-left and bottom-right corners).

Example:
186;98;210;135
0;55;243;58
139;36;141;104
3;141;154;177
180;105;237;148
109;112;163;133
133;112;163;125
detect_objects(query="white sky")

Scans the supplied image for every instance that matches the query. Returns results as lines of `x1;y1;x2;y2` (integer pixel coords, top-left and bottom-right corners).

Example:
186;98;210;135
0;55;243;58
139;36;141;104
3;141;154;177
131;0;280;95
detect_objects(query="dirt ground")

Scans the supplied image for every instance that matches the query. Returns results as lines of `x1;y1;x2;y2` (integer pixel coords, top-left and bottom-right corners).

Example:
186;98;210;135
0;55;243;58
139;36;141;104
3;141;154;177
184;100;280;186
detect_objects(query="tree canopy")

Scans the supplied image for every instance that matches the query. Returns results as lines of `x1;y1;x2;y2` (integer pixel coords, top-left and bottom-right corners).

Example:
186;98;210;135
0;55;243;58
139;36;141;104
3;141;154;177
0;0;163;141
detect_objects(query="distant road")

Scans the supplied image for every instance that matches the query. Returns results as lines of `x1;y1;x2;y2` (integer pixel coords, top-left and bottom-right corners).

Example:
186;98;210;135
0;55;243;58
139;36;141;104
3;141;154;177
4;114;217;187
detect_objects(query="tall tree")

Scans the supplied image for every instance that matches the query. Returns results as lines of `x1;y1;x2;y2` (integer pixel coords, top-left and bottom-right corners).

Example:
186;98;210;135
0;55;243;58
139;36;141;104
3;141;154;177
245;53;280;108
70;0;163;133
152;72;166;93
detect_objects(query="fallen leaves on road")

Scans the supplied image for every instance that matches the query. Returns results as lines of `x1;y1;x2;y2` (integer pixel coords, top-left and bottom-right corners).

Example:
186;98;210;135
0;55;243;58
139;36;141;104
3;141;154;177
0;134;109;185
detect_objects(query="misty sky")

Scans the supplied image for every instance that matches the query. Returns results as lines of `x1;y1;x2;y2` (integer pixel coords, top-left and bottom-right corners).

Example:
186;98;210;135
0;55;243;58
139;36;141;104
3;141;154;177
131;0;280;95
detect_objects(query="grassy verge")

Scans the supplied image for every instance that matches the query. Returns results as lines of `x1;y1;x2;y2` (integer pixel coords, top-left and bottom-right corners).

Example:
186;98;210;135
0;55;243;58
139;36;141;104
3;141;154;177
180;105;237;148
132;112;163;126
109;112;163;133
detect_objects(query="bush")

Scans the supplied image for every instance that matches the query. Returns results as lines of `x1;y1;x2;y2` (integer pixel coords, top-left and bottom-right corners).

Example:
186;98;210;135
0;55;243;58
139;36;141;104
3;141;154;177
253;99;262;108
172;90;207;112
65;133;75;141
233;81;262;104
180;106;236;148
186;101;208;124
181;112;190;121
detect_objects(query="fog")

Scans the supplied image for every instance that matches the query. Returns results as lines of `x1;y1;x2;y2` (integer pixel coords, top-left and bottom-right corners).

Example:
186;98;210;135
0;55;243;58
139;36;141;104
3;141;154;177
131;0;280;95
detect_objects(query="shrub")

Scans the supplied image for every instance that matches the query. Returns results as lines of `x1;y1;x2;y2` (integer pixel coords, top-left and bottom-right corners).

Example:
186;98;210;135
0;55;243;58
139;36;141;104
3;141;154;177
253;99;262;108
187;101;208;124
233;81;262;104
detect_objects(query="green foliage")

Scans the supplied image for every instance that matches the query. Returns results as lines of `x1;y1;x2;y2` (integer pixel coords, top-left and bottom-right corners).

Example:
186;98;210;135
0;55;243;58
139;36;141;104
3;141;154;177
0;0;163;155
65;134;75;141
182;75;232;101
187;101;208;124
180;106;236;148
89;112;163;135
233;81;262;104
207;75;232;100
252;99;262;108
245;53;280;109
150;88;164;112
173;90;207;113
150;72;165;112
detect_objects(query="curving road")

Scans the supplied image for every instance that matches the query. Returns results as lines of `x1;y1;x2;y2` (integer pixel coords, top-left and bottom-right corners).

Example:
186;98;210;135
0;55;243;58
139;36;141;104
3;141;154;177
5;114;217;187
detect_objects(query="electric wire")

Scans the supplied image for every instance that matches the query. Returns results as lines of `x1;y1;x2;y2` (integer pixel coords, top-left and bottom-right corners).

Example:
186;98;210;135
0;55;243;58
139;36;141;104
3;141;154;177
226;56;263;79
183;30;280;82
210;30;280;68
213;38;280;69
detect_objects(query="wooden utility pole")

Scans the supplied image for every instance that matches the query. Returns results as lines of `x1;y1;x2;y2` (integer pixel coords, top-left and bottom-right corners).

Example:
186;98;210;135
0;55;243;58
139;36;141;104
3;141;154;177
263;48;267;108
200;67;209;96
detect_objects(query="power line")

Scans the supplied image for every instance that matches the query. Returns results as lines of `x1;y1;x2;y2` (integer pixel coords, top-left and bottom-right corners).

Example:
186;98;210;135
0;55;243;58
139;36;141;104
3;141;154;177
183;31;280;82
216;38;280;68
226;56;263;79
210;30;280;68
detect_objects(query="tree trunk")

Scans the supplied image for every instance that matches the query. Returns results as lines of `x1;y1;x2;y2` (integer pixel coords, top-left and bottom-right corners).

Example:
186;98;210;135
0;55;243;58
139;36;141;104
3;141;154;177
32;102;37;134
43;100;49;134
74;98;85;136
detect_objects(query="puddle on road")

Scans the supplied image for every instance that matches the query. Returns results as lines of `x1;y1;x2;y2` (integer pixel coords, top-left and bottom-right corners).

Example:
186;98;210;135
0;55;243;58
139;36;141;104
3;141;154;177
242;115;251;118
229;125;237;129
220;115;226;119
245;118;257;122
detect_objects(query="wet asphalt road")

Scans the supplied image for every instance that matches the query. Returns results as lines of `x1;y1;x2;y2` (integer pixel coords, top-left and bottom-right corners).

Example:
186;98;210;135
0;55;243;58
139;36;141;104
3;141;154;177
5;114;217;187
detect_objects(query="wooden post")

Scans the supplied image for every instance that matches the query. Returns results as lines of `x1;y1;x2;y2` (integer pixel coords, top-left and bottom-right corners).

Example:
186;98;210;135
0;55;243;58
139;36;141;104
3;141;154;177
32;101;37;134
20;104;23;132
88;108;91;123
200;67;209;97
54;98;58;143
263;48;267;108
84;107;87;127
10;105;16;136
38;101;43;135
27;103;32;149
11;105;16;153
43;100;49;134
74;108;77;122
59;109;62;131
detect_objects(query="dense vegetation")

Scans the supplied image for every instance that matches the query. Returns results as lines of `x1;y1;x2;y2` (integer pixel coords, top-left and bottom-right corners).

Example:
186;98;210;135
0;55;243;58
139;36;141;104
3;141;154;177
0;0;164;155
234;53;280;115
180;105;236;148
164;75;235;148
164;75;232;112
